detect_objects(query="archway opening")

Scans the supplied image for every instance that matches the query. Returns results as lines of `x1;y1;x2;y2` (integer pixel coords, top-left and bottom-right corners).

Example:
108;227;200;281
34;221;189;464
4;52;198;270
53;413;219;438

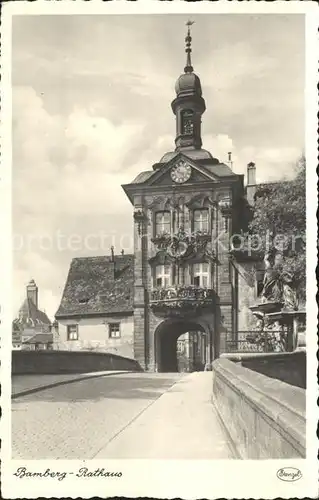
155;320;207;373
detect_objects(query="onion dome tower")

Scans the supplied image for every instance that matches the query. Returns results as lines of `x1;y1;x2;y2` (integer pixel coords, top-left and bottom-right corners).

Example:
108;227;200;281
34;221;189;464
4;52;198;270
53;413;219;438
171;21;206;152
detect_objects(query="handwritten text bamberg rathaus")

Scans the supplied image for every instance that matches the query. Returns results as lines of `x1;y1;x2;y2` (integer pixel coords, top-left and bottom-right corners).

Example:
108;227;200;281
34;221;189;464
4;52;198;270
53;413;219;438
14;467;123;482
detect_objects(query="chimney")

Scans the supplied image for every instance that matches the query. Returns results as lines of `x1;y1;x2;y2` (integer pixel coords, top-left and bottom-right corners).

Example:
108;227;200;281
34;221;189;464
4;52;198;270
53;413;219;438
106;246;116;282
247;162;256;185
27;279;38;308
246;162;257;206
227;151;233;170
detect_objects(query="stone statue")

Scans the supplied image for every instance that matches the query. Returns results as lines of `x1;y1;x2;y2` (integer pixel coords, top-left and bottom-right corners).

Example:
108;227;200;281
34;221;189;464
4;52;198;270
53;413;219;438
261;250;298;310
281;271;299;310
261;251;283;303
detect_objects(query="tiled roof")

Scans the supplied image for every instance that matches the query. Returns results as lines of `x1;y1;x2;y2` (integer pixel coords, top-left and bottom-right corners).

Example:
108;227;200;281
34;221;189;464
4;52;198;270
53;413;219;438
160;149;215;163
24;333;53;344
55;254;134;318
131;171;153;184
200;163;234;177
130;156;235;185
16;298;51;326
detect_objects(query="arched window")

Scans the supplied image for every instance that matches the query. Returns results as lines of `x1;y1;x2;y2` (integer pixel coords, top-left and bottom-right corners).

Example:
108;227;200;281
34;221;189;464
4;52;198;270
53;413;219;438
181;110;194;135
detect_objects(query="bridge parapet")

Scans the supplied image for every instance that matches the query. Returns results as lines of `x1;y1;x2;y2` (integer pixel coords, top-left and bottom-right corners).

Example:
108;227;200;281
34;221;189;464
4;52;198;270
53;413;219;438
212;358;305;459
12;350;142;375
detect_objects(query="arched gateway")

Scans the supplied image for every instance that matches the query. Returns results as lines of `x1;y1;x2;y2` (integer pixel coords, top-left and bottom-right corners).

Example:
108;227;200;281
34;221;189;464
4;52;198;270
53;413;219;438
155;319;207;373
150;289;220;372
122;23;244;371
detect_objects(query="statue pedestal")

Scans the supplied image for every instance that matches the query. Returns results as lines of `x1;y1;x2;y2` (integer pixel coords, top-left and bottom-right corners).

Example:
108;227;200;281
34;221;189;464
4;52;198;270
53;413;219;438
266;310;306;352
249;301;284;316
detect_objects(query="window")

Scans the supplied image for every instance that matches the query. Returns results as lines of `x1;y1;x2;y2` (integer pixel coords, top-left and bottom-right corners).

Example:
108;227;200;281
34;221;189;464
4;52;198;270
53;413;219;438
182;110;194;135
67;324;78;341
109;323;121;339
193;209;209;233
193;263;209;287
155;265;171;287
155;211;171;236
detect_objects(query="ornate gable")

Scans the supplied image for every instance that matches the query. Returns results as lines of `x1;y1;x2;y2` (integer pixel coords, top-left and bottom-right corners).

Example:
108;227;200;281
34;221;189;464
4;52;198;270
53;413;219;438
147;154;219;187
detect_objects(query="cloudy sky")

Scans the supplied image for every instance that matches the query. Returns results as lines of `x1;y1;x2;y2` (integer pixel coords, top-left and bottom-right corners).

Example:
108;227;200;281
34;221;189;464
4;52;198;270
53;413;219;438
12;14;305;319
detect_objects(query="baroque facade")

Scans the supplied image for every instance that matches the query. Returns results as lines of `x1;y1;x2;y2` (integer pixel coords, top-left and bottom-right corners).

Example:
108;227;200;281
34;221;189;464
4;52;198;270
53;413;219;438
56;26;265;371
122;26;256;371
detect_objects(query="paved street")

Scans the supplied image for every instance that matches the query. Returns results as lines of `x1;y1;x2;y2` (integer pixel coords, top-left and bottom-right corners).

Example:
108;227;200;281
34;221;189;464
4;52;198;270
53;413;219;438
12;372;233;459
11;371;129;397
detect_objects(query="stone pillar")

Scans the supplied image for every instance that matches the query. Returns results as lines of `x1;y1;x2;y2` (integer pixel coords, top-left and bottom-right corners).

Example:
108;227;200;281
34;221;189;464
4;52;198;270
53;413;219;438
133;291;146;368
133;199;148;369
286;316;298;352
148;311;161;372
216;192;234;346
293;315;299;351
201;316;214;370
219;305;232;352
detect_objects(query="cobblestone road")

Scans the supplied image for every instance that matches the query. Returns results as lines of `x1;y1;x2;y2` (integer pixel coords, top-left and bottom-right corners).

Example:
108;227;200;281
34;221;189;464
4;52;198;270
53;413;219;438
12;373;184;459
12;372;232;459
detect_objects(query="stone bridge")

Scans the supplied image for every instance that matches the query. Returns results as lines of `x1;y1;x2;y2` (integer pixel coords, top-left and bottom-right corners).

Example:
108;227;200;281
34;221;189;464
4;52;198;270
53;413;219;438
11;350;305;460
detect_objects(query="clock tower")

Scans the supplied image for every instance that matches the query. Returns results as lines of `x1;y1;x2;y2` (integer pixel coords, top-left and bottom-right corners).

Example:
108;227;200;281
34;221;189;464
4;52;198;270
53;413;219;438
171;20;206;152
122;22;246;372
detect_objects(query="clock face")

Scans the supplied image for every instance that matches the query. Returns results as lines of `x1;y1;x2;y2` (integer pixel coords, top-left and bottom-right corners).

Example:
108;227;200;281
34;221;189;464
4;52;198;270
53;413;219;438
170;160;192;184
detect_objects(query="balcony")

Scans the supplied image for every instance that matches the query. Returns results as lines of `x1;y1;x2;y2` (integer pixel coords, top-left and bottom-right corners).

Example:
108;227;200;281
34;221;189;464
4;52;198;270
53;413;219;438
150;285;215;318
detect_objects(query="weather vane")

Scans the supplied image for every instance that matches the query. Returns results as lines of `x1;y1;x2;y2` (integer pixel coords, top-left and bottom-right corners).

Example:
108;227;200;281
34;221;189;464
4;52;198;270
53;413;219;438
184;20;195;73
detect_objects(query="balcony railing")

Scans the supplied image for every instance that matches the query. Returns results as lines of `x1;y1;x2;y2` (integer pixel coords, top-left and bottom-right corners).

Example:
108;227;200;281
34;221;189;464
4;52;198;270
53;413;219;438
222;330;289;354
150;285;215;317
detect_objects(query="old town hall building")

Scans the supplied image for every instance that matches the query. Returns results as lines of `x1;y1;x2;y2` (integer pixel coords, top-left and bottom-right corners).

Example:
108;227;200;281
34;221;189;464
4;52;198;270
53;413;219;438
56;25;261;371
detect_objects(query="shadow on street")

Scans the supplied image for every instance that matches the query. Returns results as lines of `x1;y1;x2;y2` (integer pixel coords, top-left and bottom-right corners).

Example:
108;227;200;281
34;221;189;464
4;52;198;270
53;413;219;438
12;373;185;403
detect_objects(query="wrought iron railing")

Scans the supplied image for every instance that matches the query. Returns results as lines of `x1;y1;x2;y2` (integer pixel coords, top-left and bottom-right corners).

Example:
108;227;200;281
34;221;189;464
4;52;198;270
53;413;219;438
223;330;288;353
150;285;215;317
151;285;214;302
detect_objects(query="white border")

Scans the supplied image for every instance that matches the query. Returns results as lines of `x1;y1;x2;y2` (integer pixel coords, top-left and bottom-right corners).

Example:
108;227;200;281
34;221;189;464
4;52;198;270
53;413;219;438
1;1;318;499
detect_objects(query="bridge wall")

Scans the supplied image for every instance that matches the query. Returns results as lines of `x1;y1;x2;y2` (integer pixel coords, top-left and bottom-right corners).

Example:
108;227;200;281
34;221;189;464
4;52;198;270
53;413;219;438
221;350;306;389
12;350;142;375
212;358;306;459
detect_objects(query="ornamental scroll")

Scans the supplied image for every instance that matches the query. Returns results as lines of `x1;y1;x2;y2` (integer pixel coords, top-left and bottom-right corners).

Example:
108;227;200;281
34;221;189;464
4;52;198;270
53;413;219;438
151;226;215;262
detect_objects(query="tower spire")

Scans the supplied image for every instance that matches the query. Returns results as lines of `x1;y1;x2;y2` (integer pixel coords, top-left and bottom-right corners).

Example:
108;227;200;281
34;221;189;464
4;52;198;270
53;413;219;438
172;20;206;152
184;20;194;73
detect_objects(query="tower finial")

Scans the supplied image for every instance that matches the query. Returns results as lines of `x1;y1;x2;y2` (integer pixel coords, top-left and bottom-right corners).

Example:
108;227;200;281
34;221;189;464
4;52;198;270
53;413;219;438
184;20;195;73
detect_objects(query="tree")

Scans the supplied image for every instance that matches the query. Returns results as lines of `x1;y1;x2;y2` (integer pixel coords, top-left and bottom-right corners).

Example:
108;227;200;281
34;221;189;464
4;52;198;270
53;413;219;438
248;156;306;303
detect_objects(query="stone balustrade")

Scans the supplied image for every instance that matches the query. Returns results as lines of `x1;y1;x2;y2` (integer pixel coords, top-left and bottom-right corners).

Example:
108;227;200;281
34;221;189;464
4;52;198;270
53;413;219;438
150;285;215;317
